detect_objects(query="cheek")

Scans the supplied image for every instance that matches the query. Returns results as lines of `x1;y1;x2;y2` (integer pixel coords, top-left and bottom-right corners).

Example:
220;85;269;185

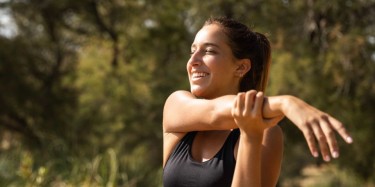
208;58;234;72
186;61;191;73
186;64;193;82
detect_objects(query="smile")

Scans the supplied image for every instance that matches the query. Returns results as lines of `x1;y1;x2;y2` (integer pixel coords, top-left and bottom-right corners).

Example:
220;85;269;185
192;72;209;78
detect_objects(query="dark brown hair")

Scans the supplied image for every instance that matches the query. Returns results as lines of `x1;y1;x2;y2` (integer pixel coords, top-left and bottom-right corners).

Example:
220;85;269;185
204;17;271;92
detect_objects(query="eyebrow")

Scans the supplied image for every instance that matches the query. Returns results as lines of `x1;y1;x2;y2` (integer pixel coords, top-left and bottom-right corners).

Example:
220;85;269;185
191;42;221;49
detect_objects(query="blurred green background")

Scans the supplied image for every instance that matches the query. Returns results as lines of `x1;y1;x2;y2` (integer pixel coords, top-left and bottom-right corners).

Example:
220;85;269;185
0;0;374;186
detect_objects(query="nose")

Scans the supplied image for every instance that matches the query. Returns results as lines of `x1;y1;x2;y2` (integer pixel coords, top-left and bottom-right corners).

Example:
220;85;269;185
188;51;202;66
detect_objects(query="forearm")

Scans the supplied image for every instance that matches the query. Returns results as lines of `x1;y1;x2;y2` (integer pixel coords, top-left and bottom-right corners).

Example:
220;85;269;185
264;95;316;125
262;95;288;119
232;134;263;187
211;95;289;126
164;91;293;133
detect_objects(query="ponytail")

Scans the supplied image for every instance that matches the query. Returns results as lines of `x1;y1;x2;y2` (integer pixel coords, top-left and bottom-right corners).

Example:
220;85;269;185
240;32;271;92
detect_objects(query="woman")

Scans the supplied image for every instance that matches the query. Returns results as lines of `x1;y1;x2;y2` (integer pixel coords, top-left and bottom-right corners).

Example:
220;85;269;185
162;17;352;187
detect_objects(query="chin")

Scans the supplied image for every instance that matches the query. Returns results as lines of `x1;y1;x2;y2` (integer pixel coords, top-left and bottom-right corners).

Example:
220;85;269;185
190;86;205;98
191;86;214;99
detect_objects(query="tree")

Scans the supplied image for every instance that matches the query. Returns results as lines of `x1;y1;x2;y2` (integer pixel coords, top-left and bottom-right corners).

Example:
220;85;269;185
0;0;374;186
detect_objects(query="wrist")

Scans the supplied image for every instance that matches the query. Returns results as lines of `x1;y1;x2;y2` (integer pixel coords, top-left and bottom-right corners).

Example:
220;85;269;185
263;95;288;119
280;95;294;116
240;130;264;144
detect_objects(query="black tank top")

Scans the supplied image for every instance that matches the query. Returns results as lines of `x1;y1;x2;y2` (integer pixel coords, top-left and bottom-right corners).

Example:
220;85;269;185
163;129;240;187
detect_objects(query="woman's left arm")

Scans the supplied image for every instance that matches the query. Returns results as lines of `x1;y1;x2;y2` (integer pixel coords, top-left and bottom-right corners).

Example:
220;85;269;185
261;126;283;187
231;92;283;187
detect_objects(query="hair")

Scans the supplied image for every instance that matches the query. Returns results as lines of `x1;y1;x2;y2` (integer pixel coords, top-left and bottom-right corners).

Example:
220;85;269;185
204;17;271;92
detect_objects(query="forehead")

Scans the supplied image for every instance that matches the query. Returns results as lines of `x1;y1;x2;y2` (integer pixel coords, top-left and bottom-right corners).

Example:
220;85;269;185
192;24;229;48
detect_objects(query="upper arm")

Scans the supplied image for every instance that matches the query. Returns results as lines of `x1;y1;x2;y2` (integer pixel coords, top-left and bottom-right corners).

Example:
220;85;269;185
163;90;236;133
261;125;284;187
163;132;187;167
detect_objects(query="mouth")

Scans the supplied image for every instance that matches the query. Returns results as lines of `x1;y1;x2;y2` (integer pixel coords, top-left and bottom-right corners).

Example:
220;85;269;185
191;72;209;79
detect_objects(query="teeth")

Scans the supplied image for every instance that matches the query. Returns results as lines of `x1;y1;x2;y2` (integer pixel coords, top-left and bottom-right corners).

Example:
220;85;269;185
192;72;208;78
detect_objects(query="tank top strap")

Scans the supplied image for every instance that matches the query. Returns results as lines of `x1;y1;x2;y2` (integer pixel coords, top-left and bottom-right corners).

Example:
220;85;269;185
185;131;198;146
216;129;239;163
170;131;197;157
227;129;240;147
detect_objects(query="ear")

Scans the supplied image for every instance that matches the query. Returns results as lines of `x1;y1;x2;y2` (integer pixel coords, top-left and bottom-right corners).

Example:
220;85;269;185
235;59;251;77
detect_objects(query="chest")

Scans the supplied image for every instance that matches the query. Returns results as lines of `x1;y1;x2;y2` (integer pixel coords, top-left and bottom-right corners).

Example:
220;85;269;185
191;131;238;162
163;130;239;187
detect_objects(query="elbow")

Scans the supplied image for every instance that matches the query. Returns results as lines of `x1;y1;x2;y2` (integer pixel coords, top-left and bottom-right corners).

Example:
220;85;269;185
163;120;175;133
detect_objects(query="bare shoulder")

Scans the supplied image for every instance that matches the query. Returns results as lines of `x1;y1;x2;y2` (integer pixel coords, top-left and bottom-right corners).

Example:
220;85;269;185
165;90;194;104
164;90;194;112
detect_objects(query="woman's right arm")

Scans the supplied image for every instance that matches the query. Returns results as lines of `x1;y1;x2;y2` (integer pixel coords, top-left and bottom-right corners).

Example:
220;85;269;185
163;90;238;133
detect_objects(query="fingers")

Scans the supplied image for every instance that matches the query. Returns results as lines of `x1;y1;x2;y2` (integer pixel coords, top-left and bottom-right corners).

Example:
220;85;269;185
253;92;264;116
310;120;331;162
303;115;350;162
315;115;352;161
244;90;257;116
232;90;261;122
328;115;353;144
232;94;238;117
232;92;244;118
281;96;353;161
301;125;319;158
320;116;339;159
234;90;263;113
237;92;245;115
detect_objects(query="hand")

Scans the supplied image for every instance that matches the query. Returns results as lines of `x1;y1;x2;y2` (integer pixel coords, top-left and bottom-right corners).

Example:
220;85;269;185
282;96;353;162
232;90;284;140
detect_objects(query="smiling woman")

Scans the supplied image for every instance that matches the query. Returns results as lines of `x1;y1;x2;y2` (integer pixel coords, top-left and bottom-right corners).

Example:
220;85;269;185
188;24;241;99
162;17;352;187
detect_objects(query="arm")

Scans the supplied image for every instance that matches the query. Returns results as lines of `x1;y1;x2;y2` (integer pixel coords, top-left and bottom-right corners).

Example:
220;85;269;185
231;91;281;187
272;95;353;161
164;90;353;160
163;90;283;133
232;133;263;187
163;90;237;133
261;126;283;187
232;127;283;187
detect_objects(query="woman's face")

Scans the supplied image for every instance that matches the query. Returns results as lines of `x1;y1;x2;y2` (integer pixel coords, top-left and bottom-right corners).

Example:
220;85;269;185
187;24;241;99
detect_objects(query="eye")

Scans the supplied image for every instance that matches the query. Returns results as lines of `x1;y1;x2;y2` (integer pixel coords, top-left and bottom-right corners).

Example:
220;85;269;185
205;49;216;54
190;46;197;55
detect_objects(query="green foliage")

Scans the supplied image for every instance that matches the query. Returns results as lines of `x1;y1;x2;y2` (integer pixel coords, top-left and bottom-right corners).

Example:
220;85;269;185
0;0;374;186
